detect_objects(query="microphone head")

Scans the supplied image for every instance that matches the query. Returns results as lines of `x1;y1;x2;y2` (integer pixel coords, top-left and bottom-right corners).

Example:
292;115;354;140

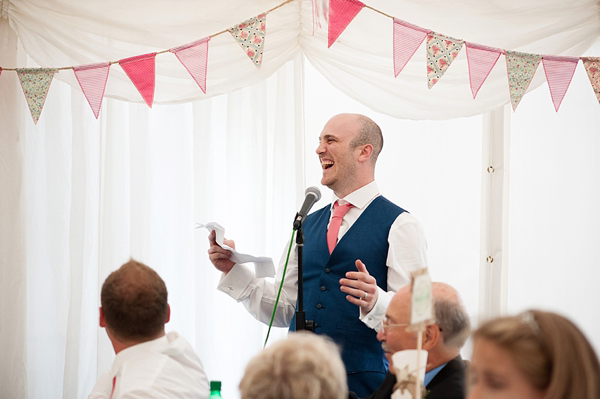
305;186;321;201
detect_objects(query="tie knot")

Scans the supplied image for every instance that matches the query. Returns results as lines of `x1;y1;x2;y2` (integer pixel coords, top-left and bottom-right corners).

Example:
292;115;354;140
333;201;353;218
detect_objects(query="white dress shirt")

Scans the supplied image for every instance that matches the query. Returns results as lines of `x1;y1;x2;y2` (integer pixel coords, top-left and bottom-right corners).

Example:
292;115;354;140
88;331;209;399
217;181;428;331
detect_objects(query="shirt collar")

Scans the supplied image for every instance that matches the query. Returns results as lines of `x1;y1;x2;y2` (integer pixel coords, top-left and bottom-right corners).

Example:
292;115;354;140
110;334;169;376
424;363;447;387
331;181;379;210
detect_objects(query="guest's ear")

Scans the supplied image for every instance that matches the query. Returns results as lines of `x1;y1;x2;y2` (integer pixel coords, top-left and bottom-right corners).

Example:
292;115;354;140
99;307;106;328
422;324;440;350
165;304;171;323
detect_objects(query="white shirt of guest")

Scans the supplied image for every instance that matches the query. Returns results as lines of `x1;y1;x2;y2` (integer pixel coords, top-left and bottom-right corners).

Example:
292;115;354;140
88;331;209;399
217;181;428;331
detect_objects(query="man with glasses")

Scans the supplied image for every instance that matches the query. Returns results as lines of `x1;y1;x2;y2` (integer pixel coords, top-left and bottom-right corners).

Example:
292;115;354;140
350;282;470;399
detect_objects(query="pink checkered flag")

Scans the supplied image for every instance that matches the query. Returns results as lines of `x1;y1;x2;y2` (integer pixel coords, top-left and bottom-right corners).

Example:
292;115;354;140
393;19;429;77
426;32;464;89
542;56;579;112
170;37;210;94
328;0;364;48
465;43;502;99
119;53;156;108
73;62;110;118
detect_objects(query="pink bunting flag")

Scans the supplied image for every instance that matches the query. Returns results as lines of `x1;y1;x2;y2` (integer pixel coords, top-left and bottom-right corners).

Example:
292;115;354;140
229;14;266;69
16;68;57;124
328;0;364;48
119;53;156;108
426;32;463;89
505;50;542;111
393;19;429;77
73;62;110;119
542;56;579;112
170;37;210;94
581;57;600;105
465;42;503;99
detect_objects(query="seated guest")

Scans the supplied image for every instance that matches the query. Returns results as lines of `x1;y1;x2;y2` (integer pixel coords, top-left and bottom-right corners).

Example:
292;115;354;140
468;309;600;399
351;282;471;399
88;259;209;399
239;332;347;399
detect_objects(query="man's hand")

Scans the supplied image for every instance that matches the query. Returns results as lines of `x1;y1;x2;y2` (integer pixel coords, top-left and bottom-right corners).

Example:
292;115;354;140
339;259;379;313
207;230;236;274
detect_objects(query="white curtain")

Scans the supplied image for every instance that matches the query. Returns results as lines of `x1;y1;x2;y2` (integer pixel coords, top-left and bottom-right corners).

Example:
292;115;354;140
2;0;600;398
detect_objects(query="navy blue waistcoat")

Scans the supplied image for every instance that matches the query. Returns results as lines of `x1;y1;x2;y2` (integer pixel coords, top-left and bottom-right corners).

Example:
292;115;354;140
290;196;405;374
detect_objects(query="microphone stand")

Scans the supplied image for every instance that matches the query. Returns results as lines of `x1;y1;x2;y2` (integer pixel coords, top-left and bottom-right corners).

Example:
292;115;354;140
294;215;315;332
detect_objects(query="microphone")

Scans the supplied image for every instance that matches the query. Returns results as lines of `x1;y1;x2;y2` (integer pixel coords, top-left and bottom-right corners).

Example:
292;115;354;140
293;186;322;230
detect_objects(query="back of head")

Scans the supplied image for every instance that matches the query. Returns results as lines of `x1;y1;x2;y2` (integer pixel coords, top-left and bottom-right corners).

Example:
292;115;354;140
101;259;168;342
473;310;600;399
239;332;348;399
432;282;471;352
348;114;383;165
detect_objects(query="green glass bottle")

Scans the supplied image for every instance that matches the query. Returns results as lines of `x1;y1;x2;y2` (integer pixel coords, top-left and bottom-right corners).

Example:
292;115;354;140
210;381;223;398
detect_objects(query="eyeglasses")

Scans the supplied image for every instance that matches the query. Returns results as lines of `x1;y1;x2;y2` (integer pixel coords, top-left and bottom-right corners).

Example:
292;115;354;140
381;317;408;333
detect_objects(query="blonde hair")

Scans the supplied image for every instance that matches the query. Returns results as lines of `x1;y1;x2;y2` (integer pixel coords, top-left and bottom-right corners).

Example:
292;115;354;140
239;332;347;399
473;310;600;399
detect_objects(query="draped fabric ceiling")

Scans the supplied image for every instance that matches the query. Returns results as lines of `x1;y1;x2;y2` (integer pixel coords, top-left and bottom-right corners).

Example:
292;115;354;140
5;0;600;120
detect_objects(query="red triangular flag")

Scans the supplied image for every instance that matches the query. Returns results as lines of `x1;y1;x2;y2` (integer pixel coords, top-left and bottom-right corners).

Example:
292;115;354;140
73;62;110;118
465;42;502;99
119;53;156;108
170;37;210;94
581;57;600;105
542;56;579;112
393;19;429;77
328;0;364;48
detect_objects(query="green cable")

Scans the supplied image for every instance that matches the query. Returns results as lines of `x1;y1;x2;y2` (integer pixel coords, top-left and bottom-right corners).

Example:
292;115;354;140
264;229;296;348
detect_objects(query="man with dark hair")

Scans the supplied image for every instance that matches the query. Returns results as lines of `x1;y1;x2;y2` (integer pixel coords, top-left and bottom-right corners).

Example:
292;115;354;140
208;114;428;397
89;259;209;399
351;282;470;399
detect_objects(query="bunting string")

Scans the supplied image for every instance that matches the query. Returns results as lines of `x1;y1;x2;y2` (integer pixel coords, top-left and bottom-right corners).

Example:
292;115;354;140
2;0;599;123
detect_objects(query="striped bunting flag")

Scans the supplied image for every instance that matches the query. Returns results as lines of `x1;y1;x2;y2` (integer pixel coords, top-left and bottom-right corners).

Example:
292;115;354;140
170;37;210;94
393;19;429;77
74;62;110;118
541;56;579;112
465;43;502;99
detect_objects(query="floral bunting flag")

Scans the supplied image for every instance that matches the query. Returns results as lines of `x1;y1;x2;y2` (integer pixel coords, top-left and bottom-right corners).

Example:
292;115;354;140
505;50;542;111
581;57;600;104
393;19;429;77
542;56;579;112
170;37;210;93
16;68;57;124
119;53;156;108
426;32;463;89
73;62;111;118
328;0;364;48
229;14;266;69
465;42;502;99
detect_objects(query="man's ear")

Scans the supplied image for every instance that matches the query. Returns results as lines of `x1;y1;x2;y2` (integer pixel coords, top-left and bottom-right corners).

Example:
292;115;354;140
99;307;106;328
357;143;374;162
165;304;171;324
422;324;441;350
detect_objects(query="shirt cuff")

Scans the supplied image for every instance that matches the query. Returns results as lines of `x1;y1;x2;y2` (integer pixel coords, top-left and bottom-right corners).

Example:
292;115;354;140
360;286;391;330
216;263;255;300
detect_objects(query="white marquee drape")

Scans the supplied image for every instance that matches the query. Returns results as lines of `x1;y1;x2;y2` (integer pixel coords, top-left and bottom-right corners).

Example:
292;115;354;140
2;0;600;398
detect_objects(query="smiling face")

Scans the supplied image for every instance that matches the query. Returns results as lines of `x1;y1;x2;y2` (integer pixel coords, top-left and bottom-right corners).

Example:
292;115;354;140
467;338;546;399
315;114;367;198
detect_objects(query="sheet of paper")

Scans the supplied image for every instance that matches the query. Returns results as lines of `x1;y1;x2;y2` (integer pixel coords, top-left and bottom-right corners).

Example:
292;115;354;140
196;222;275;278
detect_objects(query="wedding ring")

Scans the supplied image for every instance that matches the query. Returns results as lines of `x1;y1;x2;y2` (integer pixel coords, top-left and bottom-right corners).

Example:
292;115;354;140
364;292;368;300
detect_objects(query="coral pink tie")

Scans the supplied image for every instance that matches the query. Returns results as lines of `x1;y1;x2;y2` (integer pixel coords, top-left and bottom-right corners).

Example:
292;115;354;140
327;201;353;254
